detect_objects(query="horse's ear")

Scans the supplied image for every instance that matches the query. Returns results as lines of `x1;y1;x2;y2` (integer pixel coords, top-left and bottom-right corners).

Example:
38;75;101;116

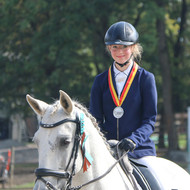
59;90;73;114
26;94;48;116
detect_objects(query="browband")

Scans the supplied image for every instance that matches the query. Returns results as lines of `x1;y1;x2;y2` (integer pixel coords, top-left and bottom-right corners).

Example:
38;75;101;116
40;116;80;128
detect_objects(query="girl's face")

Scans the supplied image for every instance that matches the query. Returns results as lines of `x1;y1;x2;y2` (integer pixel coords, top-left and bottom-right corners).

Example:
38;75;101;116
108;45;133;64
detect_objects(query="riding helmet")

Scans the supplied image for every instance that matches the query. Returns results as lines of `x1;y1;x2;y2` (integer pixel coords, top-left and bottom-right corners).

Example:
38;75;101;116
104;21;139;46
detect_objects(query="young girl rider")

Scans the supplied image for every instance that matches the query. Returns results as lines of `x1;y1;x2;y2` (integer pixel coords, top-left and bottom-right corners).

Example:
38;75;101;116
90;21;157;160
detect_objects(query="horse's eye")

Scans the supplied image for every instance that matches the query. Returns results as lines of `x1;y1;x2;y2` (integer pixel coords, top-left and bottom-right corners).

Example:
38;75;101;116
60;138;71;146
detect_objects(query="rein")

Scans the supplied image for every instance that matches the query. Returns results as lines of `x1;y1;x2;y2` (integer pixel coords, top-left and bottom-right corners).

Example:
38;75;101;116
68;149;128;190
35;114;128;190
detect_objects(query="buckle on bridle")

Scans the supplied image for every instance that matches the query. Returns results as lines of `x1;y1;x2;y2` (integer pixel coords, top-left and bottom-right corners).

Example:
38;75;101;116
75;134;81;141
46;181;55;189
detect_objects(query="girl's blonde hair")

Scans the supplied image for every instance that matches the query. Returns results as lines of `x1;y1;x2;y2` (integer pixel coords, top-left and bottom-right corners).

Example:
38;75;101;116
132;43;143;63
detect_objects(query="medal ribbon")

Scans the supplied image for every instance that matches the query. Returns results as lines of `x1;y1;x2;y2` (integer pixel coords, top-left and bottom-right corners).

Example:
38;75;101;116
108;63;138;107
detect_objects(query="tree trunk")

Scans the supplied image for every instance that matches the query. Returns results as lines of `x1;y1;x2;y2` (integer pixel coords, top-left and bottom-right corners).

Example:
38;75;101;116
158;111;165;148
173;0;187;112
156;17;178;150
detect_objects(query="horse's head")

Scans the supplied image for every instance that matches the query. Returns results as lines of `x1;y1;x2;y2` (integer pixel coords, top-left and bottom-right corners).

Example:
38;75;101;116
26;90;83;190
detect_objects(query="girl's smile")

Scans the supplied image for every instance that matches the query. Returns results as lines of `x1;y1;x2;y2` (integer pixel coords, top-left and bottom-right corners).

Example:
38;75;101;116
108;45;133;64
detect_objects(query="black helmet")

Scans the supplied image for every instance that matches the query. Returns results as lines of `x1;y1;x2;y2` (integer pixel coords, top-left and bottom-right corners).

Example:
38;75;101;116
104;21;139;46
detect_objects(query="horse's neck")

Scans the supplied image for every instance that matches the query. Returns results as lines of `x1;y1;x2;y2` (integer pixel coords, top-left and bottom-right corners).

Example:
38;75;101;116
73;117;134;190
88;124;115;172
81;116;115;172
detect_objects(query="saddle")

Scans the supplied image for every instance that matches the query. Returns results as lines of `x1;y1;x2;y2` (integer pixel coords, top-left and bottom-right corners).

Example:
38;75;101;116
129;158;162;190
108;140;162;190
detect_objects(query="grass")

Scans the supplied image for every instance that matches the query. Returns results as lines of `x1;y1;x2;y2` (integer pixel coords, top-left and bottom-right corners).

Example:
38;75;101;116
1;182;34;190
14;182;34;188
151;133;187;150
178;134;187;150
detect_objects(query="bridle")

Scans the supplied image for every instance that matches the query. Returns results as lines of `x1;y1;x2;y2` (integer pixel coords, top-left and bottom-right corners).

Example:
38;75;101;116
35;114;82;190
34;113;129;190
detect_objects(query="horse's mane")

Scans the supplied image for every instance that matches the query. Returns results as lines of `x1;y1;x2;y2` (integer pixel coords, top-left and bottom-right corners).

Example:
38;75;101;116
73;101;111;152
50;99;111;152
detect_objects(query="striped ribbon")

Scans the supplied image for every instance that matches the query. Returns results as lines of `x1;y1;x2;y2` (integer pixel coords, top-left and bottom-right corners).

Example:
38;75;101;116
80;113;93;172
108;63;138;107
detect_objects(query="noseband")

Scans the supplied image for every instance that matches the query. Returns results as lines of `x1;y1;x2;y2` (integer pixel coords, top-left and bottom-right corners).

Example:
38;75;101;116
35;114;81;190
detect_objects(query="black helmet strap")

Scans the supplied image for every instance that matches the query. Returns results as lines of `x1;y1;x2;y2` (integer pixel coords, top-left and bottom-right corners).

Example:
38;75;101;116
115;53;133;68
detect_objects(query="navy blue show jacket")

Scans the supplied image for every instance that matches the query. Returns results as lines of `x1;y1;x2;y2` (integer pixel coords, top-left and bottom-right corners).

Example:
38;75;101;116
89;64;157;159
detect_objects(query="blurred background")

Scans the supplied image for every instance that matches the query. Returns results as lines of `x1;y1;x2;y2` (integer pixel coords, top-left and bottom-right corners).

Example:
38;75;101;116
0;0;190;189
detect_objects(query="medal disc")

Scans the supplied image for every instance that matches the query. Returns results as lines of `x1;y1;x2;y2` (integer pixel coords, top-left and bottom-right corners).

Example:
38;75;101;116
113;107;124;119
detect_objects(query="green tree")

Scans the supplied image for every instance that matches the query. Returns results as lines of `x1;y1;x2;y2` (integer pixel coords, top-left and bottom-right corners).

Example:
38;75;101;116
0;0;190;150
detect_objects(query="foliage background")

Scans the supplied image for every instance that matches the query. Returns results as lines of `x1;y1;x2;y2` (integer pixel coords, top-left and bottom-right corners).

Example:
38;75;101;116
0;0;189;150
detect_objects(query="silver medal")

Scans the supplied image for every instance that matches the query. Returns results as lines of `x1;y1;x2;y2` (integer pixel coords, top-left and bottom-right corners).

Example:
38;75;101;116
113;106;124;119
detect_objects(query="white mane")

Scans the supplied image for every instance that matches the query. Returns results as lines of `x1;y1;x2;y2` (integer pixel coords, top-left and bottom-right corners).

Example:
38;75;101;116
73;101;111;152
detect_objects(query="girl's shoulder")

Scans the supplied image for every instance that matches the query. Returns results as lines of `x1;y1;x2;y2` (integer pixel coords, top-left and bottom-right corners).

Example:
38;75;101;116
137;65;155;80
96;69;109;77
94;69;109;82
